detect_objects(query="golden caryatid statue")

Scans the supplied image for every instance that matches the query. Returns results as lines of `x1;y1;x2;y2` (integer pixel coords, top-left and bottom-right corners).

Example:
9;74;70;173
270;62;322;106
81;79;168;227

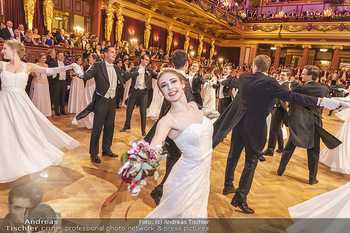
105;1;115;41
43;0;54;31
197;35;204;58
166;24;173;54
184;30;190;53
144;16;152;49
210;39;215;60
115;6;124;43
23;0;36;30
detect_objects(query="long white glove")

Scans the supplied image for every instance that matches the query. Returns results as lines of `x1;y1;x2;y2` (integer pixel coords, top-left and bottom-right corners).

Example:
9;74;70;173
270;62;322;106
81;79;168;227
72;63;84;77
319;98;340;110
202;108;220;119
46;63;74;75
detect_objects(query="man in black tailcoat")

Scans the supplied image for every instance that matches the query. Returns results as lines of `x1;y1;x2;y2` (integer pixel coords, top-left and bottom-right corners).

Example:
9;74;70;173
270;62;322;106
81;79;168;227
187;61;206;105
80;46;139;163
277;65;341;185
212;55;344;214
261;68;291;156
213;64;234;114
120;54;158;136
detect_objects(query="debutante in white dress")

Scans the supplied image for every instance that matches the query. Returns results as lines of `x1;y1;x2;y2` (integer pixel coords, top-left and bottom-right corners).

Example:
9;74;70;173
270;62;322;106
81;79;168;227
202;80;217;110
29;72;52;117
122;79;131;107
320;108;350;174
0;63;80;183
287;182;350;233
67;74;84;113
72;78;95;129
146;116;213;218
147;79;163;120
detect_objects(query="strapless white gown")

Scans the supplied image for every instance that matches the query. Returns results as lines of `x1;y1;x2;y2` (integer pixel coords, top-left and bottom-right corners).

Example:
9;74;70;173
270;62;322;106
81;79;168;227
147;79;163;120
146;117;213;218
320;108;350;174
0;63;80;183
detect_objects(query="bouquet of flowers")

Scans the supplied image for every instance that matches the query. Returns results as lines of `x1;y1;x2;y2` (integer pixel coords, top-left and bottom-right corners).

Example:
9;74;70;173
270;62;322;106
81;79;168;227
64;50;75;65
109;139;167;204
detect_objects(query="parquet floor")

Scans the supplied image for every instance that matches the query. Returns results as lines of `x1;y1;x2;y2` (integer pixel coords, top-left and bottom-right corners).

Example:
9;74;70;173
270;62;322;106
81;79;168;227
0;106;349;219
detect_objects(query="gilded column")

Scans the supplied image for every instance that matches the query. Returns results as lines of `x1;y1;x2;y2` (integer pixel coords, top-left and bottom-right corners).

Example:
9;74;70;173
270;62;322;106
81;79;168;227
184;30;190;53
197;34;204;58
104;1;115;41
144;15;152;49
115;6;124;43
331;45;343;70
24;0;36;30
166;23;173;54
273;44;283;68
301;44;312;68
209;39;215;60
43;0;54;31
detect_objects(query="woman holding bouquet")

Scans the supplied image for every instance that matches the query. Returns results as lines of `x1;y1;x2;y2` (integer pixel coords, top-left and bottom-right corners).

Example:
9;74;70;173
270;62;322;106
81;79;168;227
146;69;214;218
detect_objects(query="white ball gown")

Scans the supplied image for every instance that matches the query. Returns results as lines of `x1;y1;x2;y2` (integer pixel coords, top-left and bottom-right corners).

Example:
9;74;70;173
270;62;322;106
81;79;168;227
67;75;84;113
146;79;164;120
202;82;216;110
72;78;95;129
287;182;350;233
0;63;80;183
319;108;350;174
29;72;52;117
146;116;213;218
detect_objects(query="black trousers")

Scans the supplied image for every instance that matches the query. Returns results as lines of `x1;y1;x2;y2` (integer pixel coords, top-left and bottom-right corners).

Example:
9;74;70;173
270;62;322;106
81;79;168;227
53;79;67;114
267;107;284;150
278;128;321;182
218;97;232;114
116;86;124;108
192;92;203;106
224;119;259;203
90;96;116;155
123;88;148;133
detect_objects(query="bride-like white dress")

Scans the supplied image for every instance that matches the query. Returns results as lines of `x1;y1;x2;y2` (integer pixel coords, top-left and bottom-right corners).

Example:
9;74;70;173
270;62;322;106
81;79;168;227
287;182;350;233
320;108;350;174
0;63;80;183
147;79;163;120
146;116;213;218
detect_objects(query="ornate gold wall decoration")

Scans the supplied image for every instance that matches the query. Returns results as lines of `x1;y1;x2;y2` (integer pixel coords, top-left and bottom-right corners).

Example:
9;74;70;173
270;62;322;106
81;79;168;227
198;34;204;57
144;15;152;49
104;1;115;41
43;0;54;31
209;39;215;60
166;23;173;54
115;6;124;43
333;45;344;50
184;30;190;53
24;0;36;30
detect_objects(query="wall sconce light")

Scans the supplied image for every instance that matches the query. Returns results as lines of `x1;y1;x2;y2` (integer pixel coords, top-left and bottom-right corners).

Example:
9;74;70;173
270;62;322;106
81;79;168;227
129;29;135;35
214;51;217;55
270;47;277;50
218;58;224;63
203;49;206;53
190;45;193;50
174;41;178;47
130;38;138;45
74;26;84;35
320;49;328;52
190;51;195;56
154;36;159;41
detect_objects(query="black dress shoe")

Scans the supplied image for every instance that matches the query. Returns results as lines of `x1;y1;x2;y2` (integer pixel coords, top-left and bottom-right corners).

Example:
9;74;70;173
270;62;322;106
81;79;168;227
276;148;283;154
258;154;266;162
55;113;60;116
231;200;255;214
61;112;68;115
223;187;236;195
90;154;101;164
309;179;319;185
120;127;130;132
277;167;285;176
142;132;146;136
102;151;118;157
150;189;162;206
261;148;274;156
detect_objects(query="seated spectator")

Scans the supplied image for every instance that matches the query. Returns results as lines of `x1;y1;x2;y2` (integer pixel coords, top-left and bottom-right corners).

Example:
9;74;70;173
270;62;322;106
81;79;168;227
18;24;25;37
24;32;37;45
1;20;15;40
44;30;53;47
32;28;41;42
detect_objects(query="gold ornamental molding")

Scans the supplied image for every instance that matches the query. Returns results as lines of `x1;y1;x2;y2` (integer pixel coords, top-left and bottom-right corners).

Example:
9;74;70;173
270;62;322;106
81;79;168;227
24;0;35;30
144;15;152;49
184;30;190;53
274;44;284;48
209;39;215;60
115;6;124;43
104;1;116;41
43;0;54;31
166;23;173;54
198;34;204;57
302;44;312;49
333;45;344;50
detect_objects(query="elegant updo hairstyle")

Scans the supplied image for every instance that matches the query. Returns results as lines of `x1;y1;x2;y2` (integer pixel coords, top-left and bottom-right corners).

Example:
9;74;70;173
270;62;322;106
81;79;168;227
5;39;25;58
157;69;185;91
38;52;46;59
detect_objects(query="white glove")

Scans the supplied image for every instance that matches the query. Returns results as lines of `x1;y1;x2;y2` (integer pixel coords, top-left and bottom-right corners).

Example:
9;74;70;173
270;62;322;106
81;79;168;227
319;98;340;110
338;88;345;91
72;63;84;77
202;108;220;119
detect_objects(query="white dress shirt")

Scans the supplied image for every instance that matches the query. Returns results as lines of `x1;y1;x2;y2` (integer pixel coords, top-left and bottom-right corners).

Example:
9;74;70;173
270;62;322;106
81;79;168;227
219;75;228;99
8;27;14;37
105;61;117;98
134;66;146;90
58;61;66;80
